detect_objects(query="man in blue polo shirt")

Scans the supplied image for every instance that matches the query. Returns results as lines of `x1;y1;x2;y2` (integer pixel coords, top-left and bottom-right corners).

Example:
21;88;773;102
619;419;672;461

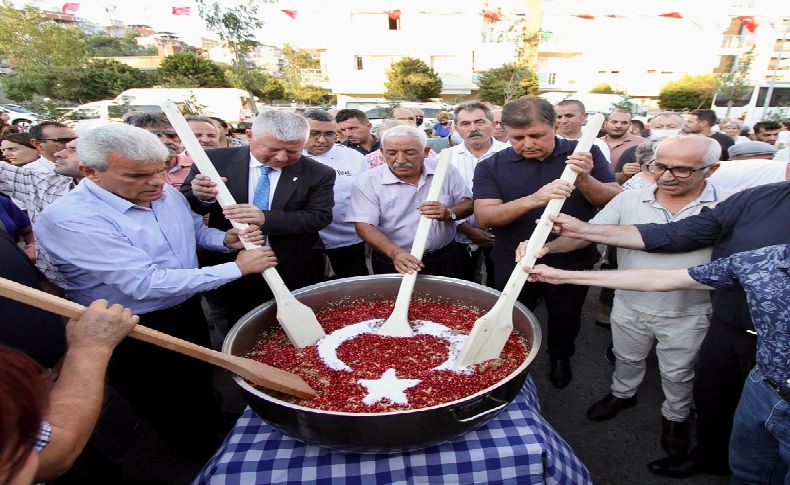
473;96;620;388
526;243;790;484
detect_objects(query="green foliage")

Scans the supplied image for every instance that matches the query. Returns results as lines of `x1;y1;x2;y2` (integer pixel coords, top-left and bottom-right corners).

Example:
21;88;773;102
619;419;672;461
225;68;285;101
384;57;443;101
196;1;262;68
717;48;755;117
87;32;156;57
658;74;720;110
290;85;335;106
476;63;539;106
589;83;626;95
278;44;334;104
157;51;229;88
18;95;70;121
610;95;638;114
65;59;155;102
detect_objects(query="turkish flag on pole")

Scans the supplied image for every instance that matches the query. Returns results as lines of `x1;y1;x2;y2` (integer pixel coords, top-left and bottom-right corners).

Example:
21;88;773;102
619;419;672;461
171;6;191;16
574;14;595;20
387;10;401;21
61;3;79;14
737;16;758;33
281;10;298;19
659;12;683;19
482;11;501;22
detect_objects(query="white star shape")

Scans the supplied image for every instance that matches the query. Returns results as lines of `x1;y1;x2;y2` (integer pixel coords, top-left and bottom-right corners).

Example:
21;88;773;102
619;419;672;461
357;368;421;406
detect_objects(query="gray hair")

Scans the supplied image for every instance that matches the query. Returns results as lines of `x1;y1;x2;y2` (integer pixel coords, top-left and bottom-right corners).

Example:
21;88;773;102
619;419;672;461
301;108;335;123
454;101;494;121
186;115;220;129
634;141;659;166
380;124;427;149
502;96;555;128
650;112;684;128
655;134;721;168
124;112;172;129
77;123;169;171
251;110;309;142
375;119;409;138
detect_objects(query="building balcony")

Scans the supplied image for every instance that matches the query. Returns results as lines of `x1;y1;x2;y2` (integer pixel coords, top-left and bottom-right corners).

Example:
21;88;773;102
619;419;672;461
720;35;756;51
300;69;330;88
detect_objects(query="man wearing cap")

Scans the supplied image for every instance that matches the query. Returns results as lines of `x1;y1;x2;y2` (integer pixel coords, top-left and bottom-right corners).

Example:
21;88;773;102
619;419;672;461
709;141;789;191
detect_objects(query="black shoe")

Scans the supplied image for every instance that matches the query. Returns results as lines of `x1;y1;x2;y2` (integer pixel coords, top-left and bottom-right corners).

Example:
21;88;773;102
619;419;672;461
604;345;616;365
647;455;700;478
586;393;637;421
660;418;689;457
548;357;572;389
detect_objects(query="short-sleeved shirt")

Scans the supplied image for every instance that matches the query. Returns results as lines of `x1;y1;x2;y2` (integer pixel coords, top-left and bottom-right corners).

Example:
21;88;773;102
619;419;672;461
346;158;472;252
638;181;790;330
688;244;790;393
708;159;788;192
342;137;381;156
473;137;615;269
591;183;731;316
600;133;647;169
305;145;368;249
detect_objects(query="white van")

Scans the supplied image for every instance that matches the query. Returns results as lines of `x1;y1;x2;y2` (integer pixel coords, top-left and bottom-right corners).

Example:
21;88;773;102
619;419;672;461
115;88;257;126
711;81;790;127
61;99;162;133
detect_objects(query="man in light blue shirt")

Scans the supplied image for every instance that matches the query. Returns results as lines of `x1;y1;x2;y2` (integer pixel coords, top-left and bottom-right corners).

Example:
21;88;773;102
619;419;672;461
35;123;276;461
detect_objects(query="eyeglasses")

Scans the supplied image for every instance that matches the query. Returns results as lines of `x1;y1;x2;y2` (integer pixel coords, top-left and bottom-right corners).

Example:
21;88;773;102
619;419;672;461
41;137;77;144
148;130;180;139
492;121;502;126
646;161;713;179
309;130;337;139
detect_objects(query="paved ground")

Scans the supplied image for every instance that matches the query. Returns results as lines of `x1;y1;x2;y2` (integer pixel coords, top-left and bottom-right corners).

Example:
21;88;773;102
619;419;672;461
530;287;729;485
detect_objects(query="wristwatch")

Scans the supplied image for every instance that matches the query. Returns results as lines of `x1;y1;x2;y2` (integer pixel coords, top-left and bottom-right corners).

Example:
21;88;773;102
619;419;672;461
446;208;457;221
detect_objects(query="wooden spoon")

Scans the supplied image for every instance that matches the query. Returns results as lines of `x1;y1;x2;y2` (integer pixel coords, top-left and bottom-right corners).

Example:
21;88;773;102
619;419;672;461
161;101;326;348
0;277;317;399
378;150;452;337
455;113;606;368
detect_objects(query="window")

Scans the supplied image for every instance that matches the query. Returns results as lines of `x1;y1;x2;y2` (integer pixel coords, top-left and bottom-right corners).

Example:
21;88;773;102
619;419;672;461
647;69;657;74
388;17;400;30
355;56;363;70
756;87;790;107
547;73;556;84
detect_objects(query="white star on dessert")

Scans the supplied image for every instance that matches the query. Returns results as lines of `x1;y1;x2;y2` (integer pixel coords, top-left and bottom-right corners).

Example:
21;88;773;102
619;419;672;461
358;368;421;405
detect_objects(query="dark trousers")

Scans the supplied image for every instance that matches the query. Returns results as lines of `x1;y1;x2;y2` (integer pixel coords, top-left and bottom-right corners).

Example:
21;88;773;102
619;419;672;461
494;262;592;358
325;242;369;278
457;243;495;287
107;295;220;460
372;243;461;278
692;314;757;471
599;246;617;306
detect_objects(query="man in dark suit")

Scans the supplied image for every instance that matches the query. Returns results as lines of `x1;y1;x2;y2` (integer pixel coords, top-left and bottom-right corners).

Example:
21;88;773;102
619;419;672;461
182;110;335;326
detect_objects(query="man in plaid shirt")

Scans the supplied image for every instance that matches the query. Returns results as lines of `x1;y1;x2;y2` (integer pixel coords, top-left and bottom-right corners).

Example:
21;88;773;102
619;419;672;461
0;139;82;287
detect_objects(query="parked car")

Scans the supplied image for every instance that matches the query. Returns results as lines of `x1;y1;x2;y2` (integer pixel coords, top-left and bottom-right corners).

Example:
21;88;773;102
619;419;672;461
0;104;41;131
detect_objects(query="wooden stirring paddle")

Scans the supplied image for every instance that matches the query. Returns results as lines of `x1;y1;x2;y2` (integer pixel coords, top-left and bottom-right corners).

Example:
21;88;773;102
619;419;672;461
161;102;325;348
378;150;453;337
0;277;316;399
455;113;606;368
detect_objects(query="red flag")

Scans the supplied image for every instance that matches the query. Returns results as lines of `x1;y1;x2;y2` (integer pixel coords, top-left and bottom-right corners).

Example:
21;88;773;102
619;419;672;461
171;6;190;16
574;14;595;20
659;12;683;19
387;10;401;21
737;15;758;33
281;9;298;19
482;10;501;22
61;2;79;14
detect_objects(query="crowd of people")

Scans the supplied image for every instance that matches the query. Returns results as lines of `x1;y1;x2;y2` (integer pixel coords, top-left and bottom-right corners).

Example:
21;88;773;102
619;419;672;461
0;95;788;484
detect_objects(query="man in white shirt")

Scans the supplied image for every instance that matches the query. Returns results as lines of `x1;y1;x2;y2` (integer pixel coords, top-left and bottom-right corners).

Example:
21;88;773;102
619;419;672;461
302;108;369;277
710;141;789;191
555;100;611;163
26;122;77;173
441;101;508;285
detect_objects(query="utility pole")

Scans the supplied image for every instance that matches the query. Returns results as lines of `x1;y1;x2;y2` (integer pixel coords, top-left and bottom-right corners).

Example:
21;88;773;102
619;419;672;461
761;17;789;119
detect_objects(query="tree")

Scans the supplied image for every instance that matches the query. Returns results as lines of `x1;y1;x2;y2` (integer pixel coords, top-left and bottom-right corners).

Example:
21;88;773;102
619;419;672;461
590;83;626;95
716;48;755;117
63;59;155;102
195;1;265;97
157;51;228;88
87;32;157;57
384;57;442;101
278;44;333;104
476;63;539;106
610;95;638;114
225;68;285;102
658;74;720;110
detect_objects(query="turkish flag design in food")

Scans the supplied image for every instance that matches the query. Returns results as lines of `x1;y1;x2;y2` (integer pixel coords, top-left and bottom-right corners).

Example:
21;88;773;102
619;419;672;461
249;299;529;412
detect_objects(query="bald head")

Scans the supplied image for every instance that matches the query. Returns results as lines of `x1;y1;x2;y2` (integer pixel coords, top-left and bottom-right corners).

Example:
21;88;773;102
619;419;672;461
656;134;720;166
390;107;417;126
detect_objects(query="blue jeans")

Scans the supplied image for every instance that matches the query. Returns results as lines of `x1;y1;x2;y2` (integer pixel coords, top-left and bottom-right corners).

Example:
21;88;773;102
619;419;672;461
729;366;790;484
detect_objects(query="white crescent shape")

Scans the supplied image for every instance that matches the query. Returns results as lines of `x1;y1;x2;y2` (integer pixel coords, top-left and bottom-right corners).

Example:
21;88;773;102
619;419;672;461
316;319;472;374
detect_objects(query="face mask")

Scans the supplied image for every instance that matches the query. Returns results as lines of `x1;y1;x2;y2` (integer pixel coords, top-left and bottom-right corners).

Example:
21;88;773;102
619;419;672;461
651;129;680;141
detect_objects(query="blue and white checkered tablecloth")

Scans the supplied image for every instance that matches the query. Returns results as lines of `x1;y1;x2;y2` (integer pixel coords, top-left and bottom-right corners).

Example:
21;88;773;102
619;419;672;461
194;375;590;485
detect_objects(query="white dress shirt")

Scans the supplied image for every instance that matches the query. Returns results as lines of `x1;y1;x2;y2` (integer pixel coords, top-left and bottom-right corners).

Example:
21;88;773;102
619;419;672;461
25;156;56;173
247;152;281;209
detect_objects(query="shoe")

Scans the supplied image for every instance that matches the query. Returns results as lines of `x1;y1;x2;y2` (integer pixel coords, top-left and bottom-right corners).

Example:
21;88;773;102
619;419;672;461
660;418;689;457
548;357;572;389
604;345;616;365
586;393;637;421
647;455;700;478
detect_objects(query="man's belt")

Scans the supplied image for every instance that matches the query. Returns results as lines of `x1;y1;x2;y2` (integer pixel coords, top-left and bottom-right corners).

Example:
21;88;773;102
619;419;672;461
765;378;790;403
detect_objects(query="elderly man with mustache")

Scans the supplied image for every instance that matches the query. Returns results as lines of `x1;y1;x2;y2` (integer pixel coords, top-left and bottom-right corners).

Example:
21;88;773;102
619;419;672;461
440;101;509;286
346;125;472;277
